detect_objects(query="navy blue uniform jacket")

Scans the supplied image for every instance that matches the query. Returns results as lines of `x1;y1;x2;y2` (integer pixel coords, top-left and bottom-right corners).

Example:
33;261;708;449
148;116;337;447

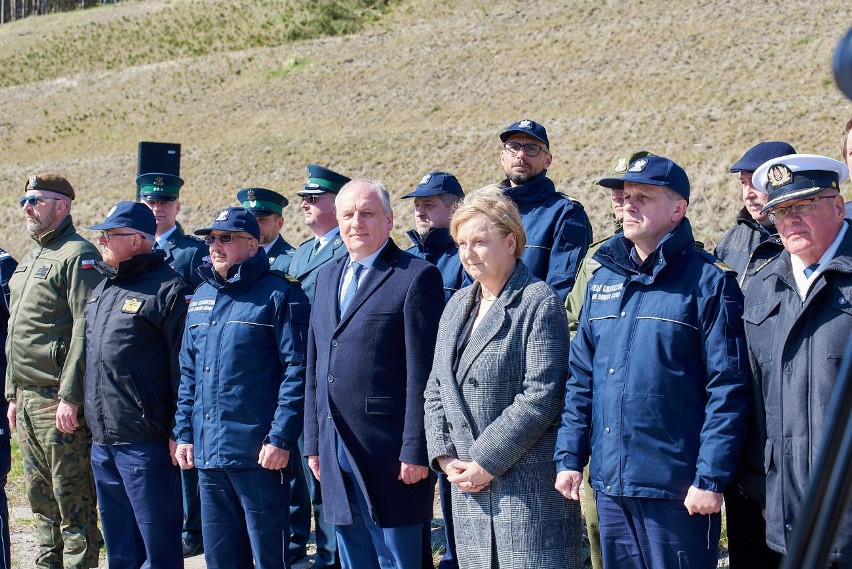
160;224;207;289
304;240;443;528
406;228;470;304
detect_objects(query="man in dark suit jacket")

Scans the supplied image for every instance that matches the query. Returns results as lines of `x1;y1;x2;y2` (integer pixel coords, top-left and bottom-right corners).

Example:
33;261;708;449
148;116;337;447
304;179;444;569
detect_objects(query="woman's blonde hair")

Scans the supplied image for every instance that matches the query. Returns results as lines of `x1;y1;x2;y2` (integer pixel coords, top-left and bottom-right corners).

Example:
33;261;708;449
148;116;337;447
450;185;526;259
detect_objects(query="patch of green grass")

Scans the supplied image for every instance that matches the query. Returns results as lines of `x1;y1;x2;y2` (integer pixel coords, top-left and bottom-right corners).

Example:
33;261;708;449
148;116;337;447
0;0;396;88
264;56;313;79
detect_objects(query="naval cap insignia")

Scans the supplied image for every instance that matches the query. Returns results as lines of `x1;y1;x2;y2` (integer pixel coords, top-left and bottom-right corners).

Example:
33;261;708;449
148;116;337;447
628;158;648;172
767;164;793;188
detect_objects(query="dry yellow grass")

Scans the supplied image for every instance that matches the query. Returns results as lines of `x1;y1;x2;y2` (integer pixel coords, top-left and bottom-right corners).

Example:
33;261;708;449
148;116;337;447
0;0;850;260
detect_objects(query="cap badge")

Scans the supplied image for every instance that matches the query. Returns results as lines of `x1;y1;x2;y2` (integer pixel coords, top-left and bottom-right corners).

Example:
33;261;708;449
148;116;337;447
247;189;256;201
615;155;629;174
106;205;118;218
215;209;230;222
419;174;431;186
27;175;38;190
767;164;793;188
154;176;164;187
518;119;532;129
628;158;648;172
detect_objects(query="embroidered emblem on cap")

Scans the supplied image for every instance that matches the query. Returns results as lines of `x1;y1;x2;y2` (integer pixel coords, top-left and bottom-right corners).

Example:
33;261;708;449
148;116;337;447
106;205;118;218
154;176;164;187
615;155;629;174
27;175;38;190
215;209;230;222
247;189;256;201
628;158;648;172
518;120;532;129
122;298;142;313
419;174;431;185
767;164;793;188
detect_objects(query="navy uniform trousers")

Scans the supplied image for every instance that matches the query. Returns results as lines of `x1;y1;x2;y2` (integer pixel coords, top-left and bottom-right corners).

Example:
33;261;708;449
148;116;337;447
596;492;721;569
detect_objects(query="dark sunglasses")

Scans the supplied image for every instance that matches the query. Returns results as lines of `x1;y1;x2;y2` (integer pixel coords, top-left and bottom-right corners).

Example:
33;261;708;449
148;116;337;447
19;195;61;208
203;234;253;245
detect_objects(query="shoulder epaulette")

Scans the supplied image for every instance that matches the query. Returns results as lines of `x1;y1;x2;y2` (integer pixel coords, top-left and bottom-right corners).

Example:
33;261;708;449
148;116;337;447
269;268;300;284
697;249;735;273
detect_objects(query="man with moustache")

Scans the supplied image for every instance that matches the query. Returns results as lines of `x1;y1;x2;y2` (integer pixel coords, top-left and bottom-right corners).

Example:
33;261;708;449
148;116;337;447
286;164;350;568
715;142;795;288
5;174;104;567
174;207;309;567
497;119;593;301
743;154;852;566
304;179;443;569
555;156;751;569
713;142;795;569
237;187;297;272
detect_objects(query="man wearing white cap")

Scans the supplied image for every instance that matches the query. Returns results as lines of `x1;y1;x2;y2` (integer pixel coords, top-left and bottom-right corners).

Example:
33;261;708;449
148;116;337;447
743;154;852;565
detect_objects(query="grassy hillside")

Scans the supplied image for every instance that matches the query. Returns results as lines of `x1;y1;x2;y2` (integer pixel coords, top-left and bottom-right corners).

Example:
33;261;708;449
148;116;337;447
0;0;850;260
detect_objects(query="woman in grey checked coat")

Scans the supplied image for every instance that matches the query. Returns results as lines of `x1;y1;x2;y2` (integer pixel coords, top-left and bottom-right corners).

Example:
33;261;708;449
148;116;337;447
424;187;582;568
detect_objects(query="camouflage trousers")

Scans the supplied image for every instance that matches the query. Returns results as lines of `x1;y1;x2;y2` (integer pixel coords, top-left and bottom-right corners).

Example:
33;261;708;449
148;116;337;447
16;386;103;568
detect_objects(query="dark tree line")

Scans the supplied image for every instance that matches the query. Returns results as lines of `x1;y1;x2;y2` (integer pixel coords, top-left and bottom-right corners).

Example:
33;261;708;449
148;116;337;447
0;0;119;24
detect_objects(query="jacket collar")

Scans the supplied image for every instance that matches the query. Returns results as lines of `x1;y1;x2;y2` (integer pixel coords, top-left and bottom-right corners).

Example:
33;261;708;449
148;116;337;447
406;227;456;254
453;261;531;380
198;248;270;290
499;172;555;204
96;250;167;280
31;214;75;248
332;240;400;328
735;207;776;236
594;218;696;284
763;221;852;292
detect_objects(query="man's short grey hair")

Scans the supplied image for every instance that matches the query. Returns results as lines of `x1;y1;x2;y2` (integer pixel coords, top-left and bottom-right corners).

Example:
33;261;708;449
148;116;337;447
337;179;393;214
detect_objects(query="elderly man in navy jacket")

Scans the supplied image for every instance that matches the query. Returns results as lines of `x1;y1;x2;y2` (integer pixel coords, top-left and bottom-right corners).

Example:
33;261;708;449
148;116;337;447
304;179;443;569
497;119;592;301
555;156;752;569
174;207;309;568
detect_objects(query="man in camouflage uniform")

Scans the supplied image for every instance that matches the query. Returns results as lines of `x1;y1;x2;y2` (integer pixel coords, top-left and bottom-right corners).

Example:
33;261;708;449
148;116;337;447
4;174;103;568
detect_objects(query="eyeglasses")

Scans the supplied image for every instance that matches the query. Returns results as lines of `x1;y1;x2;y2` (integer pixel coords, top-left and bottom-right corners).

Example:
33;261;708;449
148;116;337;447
502;141;547;157
19;195;61;208
203;234;254;245
301;195;323;204
768;195;839;223
99;231;138;242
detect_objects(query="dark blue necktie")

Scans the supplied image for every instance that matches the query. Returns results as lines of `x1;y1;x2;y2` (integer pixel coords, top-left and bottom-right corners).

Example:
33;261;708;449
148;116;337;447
340;262;362;315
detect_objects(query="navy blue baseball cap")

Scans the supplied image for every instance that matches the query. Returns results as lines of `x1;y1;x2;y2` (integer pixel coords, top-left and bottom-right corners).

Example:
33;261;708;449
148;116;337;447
194;207;260;240
598;155;691;202
298;164;351;196
88;201;157;236
137;173;185;202
237;187;288;216
499;119;549;148
401;172;464;199
729;141;797;174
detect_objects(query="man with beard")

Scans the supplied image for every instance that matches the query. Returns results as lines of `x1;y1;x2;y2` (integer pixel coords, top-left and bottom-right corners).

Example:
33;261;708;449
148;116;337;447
5;174;104;567
497;119;593;301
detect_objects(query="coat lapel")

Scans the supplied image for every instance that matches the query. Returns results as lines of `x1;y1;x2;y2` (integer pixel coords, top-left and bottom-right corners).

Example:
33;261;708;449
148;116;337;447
335;241;396;330
299;233;343;277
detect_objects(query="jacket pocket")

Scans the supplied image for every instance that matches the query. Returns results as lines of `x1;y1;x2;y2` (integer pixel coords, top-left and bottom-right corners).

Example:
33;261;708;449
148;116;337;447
365;396;405;415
